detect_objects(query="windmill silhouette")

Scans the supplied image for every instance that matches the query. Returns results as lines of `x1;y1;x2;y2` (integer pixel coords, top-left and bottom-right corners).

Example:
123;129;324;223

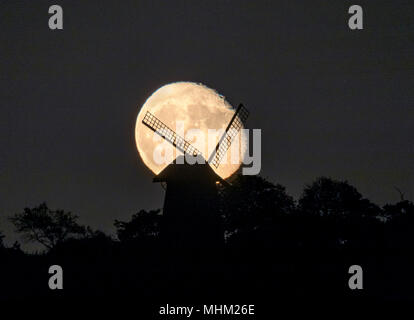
142;104;249;248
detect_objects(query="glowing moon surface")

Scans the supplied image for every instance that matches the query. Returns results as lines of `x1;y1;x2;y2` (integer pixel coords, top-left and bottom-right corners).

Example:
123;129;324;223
135;82;246;179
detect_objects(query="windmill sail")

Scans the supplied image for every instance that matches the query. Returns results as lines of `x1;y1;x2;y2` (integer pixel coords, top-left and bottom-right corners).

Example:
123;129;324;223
208;103;249;168
142;111;201;157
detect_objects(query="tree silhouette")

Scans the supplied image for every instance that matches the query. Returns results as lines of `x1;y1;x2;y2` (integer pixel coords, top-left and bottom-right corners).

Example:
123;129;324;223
219;174;295;245
9;202;85;250
1;175;413;301
114;209;162;242
383;200;414;220
298;177;382;248
384;200;414;248
299;177;379;218
48;228;114;260
0;230;4;248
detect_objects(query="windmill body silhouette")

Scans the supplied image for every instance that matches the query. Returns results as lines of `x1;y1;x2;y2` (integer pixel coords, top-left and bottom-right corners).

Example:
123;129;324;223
142;104;249;248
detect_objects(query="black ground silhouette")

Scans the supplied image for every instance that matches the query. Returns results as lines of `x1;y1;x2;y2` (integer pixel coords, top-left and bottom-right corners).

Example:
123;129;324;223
1;175;413;310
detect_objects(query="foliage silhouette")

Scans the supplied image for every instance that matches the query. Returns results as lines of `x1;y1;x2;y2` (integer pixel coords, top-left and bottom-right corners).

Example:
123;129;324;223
114;209;162;242
1;176;413;302
0;230;4;248
219;174;296;247
50;228;115;259
297;177;384;249
9;202;86;250
384;200;414;248
299;177;380;218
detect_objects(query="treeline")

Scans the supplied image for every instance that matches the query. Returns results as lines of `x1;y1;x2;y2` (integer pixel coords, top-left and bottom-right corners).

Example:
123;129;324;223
1;175;413;253
0;175;413;301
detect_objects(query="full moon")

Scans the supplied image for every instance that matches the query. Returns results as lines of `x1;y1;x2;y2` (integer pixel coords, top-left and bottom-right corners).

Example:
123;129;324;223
135;82;246;179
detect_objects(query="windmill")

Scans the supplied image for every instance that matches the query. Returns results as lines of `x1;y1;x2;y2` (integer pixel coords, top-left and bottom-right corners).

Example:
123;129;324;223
142;104;249;248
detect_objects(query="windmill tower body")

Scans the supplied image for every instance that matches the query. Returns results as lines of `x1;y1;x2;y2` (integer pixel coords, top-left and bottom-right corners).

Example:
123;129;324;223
141;104;249;249
154;156;225;248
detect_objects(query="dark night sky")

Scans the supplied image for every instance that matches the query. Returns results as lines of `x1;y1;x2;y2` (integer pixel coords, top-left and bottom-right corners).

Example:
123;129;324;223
0;0;413;249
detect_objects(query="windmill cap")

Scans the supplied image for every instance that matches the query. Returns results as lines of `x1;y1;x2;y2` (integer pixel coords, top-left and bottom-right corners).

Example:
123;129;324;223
153;155;229;186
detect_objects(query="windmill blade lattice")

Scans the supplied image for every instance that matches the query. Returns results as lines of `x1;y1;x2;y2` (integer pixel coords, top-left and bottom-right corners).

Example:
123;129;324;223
209;104;249;168
142;111;201;157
